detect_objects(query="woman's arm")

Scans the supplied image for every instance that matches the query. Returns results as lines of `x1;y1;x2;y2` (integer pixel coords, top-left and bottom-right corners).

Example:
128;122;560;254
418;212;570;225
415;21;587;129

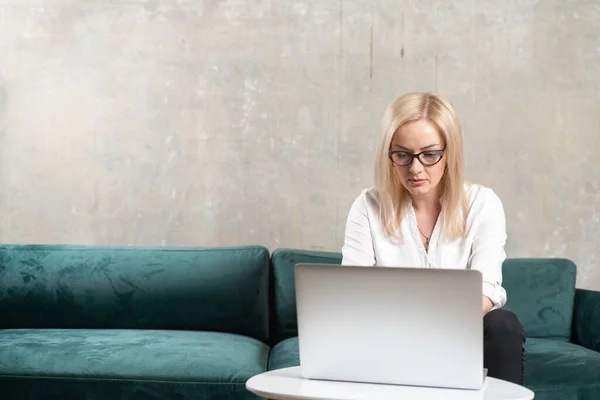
482;295;494;315
341;192;376;266
468;188;508;311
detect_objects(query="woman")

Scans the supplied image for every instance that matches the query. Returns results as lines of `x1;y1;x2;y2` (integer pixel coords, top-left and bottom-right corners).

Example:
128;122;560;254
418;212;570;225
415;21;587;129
341;92;525;385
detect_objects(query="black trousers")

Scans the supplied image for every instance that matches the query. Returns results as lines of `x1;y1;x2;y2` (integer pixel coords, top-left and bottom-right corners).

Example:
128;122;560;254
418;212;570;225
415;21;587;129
484;309;526;385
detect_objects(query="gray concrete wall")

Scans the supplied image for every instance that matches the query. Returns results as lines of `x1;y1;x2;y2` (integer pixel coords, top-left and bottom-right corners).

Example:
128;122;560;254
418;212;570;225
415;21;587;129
0;1;598;289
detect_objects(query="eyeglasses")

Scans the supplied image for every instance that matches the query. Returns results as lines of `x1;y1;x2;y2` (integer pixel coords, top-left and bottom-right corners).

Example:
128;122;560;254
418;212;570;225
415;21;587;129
388;146;446;167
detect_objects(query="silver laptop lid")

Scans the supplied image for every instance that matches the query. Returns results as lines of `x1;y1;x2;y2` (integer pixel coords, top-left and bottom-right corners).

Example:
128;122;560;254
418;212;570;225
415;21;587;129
294;263;484;390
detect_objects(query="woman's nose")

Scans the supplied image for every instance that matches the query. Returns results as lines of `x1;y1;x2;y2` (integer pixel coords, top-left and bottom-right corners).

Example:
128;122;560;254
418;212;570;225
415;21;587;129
409;157;424;173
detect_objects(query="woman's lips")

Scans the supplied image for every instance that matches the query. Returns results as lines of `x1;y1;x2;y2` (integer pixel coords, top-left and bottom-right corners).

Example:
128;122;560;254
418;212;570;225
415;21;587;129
409;178;426;186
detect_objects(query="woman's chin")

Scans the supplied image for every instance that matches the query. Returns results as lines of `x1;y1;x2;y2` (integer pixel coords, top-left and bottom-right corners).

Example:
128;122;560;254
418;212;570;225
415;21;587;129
404;184;432;196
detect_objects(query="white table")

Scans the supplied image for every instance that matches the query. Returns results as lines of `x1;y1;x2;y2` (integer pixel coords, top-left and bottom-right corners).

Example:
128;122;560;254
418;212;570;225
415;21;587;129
246;367;535;400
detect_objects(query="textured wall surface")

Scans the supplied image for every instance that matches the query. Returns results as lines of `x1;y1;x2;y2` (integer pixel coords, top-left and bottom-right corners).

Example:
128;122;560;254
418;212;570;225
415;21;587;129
0;1;598;289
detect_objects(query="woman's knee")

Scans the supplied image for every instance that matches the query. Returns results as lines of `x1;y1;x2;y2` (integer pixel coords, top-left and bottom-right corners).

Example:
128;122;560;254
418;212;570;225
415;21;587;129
484;309;524;339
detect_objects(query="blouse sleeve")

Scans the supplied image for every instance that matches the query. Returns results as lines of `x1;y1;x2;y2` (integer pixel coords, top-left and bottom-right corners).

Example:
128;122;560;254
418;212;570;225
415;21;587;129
341;192;376;266
468;188;508;309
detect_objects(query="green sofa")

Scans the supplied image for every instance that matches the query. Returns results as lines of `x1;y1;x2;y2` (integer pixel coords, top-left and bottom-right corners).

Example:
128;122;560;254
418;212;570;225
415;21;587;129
0;244;599;400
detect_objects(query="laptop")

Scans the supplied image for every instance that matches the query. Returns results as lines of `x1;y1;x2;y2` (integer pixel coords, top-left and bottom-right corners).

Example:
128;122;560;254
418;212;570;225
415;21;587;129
294;263;486;390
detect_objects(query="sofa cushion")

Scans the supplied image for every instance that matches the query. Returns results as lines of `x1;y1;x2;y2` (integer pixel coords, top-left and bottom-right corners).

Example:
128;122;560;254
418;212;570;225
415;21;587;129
270;249;577;341
268;336;600;400
572;288;600;352
502;258;576;339
0;328;268;400
0;244;270;342
524;338;600;400
270;248;342;343
268;336;301;371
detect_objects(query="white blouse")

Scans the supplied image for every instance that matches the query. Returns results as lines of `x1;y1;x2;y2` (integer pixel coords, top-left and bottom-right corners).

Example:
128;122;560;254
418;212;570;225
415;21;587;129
341;183;508;309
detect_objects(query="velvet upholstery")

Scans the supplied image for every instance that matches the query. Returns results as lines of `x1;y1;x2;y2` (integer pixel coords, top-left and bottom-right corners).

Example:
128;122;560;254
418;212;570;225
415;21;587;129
572;288;600;352
270;249;578;341
0;329;268;400
267;337;300;371
524;338;600;400
270;248;342;343
0;244;270;343
0;244;598;400
502;258;577;339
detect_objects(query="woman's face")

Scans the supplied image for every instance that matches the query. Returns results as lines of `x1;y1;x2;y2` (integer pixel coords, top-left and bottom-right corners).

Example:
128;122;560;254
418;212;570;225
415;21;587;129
389;119;447;199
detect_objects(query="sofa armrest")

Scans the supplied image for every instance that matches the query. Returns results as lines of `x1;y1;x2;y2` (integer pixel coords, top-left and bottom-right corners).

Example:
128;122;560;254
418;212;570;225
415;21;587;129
572;288;600;352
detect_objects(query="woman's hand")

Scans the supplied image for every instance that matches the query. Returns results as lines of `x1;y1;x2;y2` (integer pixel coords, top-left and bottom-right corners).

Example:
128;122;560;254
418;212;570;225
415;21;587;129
482;295;494;316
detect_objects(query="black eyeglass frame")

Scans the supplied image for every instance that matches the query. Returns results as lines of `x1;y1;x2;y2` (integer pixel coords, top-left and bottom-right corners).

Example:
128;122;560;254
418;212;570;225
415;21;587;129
388;146;447;167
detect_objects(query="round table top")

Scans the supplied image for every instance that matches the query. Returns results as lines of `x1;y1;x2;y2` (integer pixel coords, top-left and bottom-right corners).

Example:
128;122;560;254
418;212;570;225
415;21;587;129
246;367;535;400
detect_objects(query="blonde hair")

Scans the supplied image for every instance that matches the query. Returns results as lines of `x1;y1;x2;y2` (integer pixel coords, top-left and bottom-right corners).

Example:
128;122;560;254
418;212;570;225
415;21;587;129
373;92;468;241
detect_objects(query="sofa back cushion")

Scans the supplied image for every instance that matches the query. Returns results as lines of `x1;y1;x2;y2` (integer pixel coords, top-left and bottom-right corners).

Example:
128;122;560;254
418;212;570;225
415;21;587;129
502;258;576;339
270;249;577;342
270;248;342;343
0;244;271;343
